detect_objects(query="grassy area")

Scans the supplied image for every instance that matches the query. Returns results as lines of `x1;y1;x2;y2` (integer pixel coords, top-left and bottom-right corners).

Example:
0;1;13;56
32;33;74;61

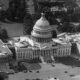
1;22;24;37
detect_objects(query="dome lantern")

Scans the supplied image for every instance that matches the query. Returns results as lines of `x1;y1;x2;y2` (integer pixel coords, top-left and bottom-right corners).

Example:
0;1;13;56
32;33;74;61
41;13;46;20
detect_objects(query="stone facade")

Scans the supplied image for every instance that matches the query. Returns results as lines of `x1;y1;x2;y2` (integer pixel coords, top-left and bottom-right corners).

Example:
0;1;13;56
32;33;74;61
15;43;71;61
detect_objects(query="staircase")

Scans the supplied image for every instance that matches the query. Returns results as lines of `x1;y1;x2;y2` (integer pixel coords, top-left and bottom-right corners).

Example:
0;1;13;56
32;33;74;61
40;55;54;63
51;55;55;61
40;56;46;64
44;56;52;63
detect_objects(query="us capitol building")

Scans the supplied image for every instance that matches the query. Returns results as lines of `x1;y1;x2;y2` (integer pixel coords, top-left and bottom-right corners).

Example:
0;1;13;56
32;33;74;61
8;13;71;63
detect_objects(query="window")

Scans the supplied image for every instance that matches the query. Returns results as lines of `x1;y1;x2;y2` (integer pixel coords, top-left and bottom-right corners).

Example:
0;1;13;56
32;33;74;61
18;52;21;59
23;52;25;59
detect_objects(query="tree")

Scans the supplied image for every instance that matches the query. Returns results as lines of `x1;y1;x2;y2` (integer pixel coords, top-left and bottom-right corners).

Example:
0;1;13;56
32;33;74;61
75;24;80;32
58;22;77;33
6;0;26;22
23;14;33;35
52;30;57;38
6;0;19;21
45;12;58;25
0;27;8;42
16;0;26;22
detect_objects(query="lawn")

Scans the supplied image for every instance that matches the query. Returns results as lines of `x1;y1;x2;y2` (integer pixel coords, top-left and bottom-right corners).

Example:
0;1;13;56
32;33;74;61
0;22;24;37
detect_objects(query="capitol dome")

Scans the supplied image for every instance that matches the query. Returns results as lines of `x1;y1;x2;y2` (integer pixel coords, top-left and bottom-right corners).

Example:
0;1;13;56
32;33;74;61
33;13;52;31
31;13;53;43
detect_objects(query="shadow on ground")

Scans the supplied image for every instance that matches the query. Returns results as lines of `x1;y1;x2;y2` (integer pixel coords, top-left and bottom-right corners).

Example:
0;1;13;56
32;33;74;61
55;57;80;67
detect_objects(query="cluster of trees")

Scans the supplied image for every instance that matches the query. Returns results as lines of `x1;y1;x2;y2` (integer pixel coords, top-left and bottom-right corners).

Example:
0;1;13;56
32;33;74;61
0;26;8;42
23;14;34;35
52;30;57;38
0;72;8;80
57;22;80;33
0;0;27;23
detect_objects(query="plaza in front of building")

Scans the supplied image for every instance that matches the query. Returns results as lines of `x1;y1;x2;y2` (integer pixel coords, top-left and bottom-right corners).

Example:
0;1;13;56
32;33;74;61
8;57;80;80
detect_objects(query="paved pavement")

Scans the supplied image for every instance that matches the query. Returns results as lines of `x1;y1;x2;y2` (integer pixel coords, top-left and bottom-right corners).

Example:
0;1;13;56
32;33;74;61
8;62;80;80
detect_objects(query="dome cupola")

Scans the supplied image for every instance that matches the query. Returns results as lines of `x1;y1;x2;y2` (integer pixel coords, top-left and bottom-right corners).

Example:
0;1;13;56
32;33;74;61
31;13;53;43
33;13;52;31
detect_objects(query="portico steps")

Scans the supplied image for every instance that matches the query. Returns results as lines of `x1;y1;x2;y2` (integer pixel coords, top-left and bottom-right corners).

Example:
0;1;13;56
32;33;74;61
40;55;54;63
